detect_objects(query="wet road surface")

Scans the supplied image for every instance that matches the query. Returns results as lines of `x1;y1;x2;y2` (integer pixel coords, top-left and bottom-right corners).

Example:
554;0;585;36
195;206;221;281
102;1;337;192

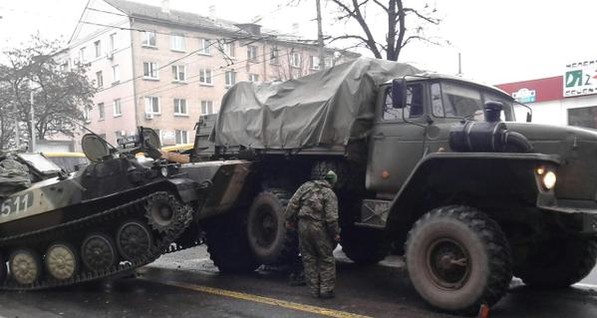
1;246;596;318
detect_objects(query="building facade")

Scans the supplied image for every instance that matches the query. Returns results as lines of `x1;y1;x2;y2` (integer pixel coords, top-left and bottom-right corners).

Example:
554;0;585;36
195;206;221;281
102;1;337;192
496;59;597;129
66;0;357;146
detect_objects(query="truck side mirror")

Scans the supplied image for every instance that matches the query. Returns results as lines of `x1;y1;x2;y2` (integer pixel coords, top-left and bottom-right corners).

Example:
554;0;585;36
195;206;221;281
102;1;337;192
392;79;406;109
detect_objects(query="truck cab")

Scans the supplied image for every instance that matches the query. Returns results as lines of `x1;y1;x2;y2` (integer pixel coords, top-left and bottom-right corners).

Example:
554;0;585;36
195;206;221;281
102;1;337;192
367;74;517;194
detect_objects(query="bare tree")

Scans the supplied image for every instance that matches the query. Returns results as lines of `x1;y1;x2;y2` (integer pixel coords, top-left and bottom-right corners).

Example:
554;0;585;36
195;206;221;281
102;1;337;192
1;35;96;144
0;74;17;148
328;0;442;61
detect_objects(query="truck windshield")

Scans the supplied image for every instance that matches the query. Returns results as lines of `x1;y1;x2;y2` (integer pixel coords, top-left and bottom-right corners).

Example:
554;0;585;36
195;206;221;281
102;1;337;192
432;82;515;121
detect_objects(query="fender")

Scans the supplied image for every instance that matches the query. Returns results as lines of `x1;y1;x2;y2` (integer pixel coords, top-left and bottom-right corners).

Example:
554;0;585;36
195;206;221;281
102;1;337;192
178;160;254;219
384;152;561;242
164;177;202;203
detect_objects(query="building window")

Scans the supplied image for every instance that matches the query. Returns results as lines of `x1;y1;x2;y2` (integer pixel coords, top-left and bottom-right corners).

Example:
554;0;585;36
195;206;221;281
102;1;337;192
174;98;188;115
145;96;160;114
142;31;156;47
249;73;259;83
143;62;159;79
94;41;102;58
112;64;120;83
83;106;91;123
324;56;333;68
225;71;236;88
171;34;185;52
109;33;116;52
98;103;105;120
79;47;86;63
247;46;258;62
172;65;186;82
199;68;213;85
96;71;103;88
568;107;597;129
199;38;211;55
223;42;234;58
175;130;188;144
290;52;301;68
113;99;122;117
270;47;279;64
311;56;321;70
201;100;214;115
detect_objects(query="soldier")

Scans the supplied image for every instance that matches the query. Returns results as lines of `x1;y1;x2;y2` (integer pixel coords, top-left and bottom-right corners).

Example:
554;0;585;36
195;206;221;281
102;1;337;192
285;170;340;299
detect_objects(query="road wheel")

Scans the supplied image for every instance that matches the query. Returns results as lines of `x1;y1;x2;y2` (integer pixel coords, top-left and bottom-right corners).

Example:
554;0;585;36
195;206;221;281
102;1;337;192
0;252;7;283
45;243;79;281
205;210;259;273
145;193;177;234
515;238;597;288
9;249;42;285
247;189;298;265
405;205;512;314
116;221;153;261
341;227;389;265
81;234;118;272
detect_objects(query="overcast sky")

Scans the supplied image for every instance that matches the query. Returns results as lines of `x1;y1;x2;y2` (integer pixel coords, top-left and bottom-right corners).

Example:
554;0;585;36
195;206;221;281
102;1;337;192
1;0;596;85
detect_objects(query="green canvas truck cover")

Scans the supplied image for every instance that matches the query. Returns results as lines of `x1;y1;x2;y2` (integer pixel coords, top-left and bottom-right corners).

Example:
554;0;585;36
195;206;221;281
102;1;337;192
212;58;420;150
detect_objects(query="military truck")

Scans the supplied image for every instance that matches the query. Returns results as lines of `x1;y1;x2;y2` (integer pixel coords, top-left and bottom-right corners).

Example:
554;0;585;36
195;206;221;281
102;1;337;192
0;127;251;290
185;57;597;314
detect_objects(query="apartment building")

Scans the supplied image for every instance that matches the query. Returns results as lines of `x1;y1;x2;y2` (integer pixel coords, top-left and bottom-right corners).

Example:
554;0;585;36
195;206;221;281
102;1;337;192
65;0;358;146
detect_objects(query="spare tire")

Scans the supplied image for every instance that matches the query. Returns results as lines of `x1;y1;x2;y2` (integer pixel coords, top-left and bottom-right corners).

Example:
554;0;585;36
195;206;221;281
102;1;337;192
247;189;298;265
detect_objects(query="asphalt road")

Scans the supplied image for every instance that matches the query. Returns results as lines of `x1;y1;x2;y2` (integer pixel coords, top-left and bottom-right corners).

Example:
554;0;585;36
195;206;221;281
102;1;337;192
1;246;597;318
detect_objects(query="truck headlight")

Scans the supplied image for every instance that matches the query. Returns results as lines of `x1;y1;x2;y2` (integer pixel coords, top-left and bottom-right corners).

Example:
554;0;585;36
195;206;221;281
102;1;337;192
542;171;557;190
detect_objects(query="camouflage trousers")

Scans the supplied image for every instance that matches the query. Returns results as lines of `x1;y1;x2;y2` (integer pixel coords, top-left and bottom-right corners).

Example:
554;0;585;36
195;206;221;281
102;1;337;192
298;220;336;296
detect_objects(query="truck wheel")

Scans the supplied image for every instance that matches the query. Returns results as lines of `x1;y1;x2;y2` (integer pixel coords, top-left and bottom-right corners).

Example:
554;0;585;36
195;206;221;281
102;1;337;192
515;238;597;288
341;227;389;265
247;189;298;265
405;205;512;313
205;210;259;273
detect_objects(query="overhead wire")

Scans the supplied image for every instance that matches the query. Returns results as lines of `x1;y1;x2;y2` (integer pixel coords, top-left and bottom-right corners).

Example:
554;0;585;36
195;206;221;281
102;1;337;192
91;32;251;94
109;47;298;106
60;2;325;121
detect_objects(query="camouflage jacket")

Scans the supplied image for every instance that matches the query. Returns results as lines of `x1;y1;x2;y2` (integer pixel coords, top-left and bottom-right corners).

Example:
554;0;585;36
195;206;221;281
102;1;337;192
285;180;340;238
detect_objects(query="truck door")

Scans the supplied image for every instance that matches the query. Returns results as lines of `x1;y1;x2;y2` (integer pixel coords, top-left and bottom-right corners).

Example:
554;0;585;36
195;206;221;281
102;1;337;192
366;83;427;194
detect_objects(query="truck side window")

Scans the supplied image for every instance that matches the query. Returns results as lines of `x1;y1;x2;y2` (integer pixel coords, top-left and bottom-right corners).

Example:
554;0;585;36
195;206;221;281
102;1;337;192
383;84;423;121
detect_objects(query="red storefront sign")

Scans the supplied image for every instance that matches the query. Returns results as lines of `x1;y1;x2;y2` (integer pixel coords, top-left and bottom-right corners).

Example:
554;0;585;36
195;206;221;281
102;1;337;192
496;76;563;103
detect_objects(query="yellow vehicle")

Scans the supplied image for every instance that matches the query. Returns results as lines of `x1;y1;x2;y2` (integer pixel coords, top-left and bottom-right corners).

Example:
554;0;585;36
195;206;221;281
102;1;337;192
160;143;194;153
42;152;89;172
136;144;194;164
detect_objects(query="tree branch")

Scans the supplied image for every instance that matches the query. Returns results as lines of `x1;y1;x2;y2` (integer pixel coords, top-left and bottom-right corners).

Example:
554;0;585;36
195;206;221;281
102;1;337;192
403;8;440;25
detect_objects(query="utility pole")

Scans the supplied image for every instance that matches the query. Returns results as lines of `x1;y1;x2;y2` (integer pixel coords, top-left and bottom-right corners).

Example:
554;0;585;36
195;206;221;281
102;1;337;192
316;0;325;70
14;101;19;149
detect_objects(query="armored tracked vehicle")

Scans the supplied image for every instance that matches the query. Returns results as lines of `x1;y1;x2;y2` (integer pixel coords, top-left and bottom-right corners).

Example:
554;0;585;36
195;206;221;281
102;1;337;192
0;127;208;290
